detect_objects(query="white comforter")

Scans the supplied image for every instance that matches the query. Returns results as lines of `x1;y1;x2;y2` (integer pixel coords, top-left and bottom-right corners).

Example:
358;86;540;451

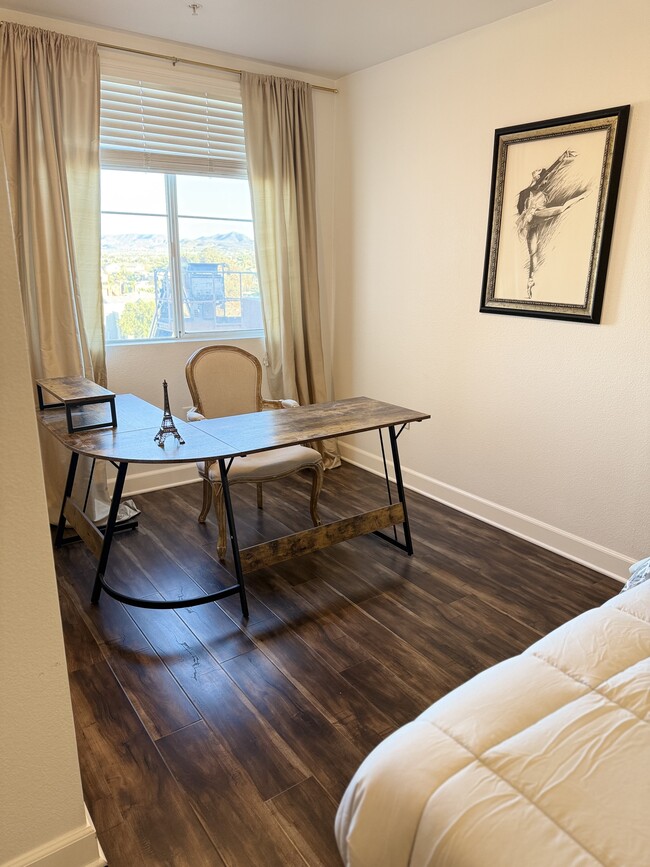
335;581;650;866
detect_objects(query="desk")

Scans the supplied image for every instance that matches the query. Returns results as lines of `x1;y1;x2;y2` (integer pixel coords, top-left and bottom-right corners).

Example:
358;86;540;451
39;393;430;617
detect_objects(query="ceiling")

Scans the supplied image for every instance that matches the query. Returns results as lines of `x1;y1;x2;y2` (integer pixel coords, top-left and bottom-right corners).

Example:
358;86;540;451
2;0;552;79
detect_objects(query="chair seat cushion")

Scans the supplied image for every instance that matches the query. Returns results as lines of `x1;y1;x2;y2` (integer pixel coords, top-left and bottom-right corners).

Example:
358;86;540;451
198;445;322;484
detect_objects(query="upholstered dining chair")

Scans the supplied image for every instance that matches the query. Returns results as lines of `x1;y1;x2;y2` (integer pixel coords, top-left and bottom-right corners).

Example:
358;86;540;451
185;345;324;561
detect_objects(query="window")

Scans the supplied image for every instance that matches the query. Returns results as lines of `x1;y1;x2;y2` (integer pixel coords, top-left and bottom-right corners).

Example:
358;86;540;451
100;169;261;341
99;58;261;342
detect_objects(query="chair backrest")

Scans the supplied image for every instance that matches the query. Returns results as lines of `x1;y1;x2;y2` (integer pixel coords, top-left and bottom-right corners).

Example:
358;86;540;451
185;345;263;419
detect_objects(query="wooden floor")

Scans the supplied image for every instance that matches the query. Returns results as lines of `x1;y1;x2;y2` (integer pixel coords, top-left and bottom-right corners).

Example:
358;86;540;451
55;463;621;867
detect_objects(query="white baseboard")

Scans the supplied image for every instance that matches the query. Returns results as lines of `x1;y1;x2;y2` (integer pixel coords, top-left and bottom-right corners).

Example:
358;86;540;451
339;442;631;583
108;462;198;497
4;807;106;867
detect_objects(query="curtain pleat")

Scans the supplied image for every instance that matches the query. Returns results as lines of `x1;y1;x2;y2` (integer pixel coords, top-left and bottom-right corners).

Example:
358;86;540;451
241;72;339;468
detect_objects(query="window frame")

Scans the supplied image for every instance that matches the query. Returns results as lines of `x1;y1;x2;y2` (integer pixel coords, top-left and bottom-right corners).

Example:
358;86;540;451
101;167;263;345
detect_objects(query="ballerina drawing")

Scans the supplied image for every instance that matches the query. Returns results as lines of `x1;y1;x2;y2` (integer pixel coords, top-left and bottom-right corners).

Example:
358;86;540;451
516;149;589;297
480;106;629;322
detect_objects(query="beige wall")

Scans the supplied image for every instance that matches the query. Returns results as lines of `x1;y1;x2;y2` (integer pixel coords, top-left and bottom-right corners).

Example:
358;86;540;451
0;146;104;864
333;0;650;578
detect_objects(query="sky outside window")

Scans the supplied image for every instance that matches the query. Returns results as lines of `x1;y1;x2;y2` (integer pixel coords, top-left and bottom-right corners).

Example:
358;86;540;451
176;174;253;221
100;170;167;214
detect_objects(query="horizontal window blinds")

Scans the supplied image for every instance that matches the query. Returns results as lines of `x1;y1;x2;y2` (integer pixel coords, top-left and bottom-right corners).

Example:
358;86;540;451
100;58;246;177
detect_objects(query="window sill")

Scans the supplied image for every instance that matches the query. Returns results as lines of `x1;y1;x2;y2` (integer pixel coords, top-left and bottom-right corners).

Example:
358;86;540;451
106;329;264;348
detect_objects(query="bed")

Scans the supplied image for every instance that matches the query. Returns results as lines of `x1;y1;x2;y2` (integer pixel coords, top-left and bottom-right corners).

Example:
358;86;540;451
335;580;650;866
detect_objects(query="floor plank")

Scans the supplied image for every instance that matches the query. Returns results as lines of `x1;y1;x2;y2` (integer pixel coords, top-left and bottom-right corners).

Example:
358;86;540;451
157;720;306;867
222;648;368;801
70;660;225;866
54;462;622;866
267;776;341;867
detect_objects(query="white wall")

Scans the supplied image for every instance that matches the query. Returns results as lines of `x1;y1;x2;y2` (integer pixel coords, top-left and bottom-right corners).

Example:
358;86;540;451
0;146;104;865
333;0;650;578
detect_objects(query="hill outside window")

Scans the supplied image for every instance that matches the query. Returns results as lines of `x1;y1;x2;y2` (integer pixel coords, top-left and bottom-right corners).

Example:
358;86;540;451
99;56;261;342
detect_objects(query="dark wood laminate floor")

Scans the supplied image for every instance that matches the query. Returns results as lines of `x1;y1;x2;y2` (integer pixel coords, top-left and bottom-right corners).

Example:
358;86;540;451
54;463;621;866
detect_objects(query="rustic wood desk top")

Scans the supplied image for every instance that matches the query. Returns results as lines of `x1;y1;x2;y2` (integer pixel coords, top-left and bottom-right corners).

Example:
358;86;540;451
37;394;230;464
195;396;430;456
38;394;430;464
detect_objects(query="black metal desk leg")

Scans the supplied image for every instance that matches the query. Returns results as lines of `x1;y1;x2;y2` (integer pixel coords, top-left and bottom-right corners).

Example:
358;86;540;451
91;461;129;604
219;458;249;618
54;451;79;548
388;425;414;555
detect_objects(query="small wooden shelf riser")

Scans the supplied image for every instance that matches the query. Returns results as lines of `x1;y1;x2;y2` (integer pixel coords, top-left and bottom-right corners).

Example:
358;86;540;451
36;376;117;434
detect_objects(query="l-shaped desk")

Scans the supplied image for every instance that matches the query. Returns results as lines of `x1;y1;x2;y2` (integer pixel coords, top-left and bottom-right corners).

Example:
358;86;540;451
39;392;430;618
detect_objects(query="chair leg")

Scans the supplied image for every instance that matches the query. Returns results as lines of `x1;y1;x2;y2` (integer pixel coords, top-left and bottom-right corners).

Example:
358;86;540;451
213;484;228;561
308;464;324;526
198;478;212;523
257;483;263;510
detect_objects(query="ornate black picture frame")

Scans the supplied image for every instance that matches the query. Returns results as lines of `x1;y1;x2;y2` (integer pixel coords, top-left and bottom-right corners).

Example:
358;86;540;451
480;105;629;323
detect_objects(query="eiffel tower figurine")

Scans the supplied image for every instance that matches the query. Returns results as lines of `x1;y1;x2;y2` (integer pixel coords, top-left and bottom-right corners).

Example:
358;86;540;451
154;380;185;447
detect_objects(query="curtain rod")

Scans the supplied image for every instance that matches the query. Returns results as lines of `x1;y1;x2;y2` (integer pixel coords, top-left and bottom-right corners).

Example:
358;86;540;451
97;42;338;94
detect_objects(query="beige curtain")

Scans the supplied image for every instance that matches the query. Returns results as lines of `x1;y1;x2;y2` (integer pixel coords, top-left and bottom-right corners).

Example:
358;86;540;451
241;72;339;468
0;22;121;523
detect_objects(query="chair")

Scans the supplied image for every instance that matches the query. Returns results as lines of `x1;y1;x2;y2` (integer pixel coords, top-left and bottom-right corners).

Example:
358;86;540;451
185;345;324;560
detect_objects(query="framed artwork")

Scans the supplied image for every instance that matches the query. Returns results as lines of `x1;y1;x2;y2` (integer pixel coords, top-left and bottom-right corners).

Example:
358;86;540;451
480;105;629;323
